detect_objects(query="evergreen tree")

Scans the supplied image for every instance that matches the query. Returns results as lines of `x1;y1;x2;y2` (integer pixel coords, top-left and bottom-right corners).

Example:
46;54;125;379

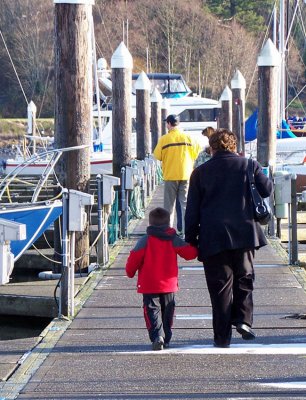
204;0;275;33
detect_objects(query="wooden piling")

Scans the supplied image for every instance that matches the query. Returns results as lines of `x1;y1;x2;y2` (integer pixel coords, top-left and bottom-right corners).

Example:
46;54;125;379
257;39;280;168
54;0;93;277
161;98;169;135
231;70;246;155
218;86;232;130
150;88;162;152
135;71;151;159
111;42;133;177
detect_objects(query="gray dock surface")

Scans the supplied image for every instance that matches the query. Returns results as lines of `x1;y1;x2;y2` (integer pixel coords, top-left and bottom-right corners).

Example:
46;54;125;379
1;185;306;399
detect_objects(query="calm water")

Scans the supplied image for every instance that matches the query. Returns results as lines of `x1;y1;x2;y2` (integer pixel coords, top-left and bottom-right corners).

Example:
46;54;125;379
1;269;52;340
0;315;51;340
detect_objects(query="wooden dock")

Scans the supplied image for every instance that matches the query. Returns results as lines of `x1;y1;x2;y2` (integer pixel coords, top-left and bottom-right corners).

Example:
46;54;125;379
1;184;306;398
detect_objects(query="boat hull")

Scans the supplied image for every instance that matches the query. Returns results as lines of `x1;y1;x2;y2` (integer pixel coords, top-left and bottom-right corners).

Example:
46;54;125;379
4;153;113;176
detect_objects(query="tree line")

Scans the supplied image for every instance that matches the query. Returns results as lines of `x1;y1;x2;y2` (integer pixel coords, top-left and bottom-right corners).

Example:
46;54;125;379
0;0;305;118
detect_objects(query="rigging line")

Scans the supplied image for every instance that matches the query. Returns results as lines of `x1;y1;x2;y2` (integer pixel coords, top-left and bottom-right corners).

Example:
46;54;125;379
38;57;53;118
285;1;299;50
286;83;306;113
288;22;306;70
97;7;113;54
246;2;276;101
0;28;28;104
290;22;306;70
297;3;306;39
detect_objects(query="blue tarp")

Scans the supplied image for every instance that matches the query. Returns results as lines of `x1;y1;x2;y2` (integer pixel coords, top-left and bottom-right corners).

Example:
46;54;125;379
245;109;297;142
245;109;258;142
0;202;62;261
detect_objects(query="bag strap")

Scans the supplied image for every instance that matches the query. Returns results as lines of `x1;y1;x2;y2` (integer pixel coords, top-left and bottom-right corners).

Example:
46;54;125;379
247;159;263;207
247;158;255;184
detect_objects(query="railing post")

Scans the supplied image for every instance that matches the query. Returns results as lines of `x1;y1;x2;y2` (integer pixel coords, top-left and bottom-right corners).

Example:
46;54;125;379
96;174;104;266
290;174;298;265
59;189;69;318
120;167;128;238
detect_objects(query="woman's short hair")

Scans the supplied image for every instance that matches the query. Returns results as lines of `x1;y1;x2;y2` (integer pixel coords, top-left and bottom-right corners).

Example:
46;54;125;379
209;128;237;153
149;207;170;226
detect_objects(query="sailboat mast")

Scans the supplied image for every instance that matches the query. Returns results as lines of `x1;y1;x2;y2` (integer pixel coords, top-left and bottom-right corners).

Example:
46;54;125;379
92;16;103;145
279;0;287;124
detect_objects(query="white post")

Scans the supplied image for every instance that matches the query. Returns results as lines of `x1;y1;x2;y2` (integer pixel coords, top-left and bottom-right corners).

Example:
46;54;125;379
111;41;133;177
231;70;246;155
135;71;151;159
257;38;281;169
219;85;232;130
27;101;37;154
161;98;169;135
150;88;162;151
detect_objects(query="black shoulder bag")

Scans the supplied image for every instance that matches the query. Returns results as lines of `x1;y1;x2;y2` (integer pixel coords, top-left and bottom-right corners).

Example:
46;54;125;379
247;159;272;225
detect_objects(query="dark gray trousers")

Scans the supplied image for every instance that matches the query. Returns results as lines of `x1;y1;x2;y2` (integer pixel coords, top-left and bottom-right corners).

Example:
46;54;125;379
143;293;175;343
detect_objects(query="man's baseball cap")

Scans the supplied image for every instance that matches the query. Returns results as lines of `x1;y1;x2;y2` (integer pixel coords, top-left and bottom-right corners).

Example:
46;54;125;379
164;114;180;125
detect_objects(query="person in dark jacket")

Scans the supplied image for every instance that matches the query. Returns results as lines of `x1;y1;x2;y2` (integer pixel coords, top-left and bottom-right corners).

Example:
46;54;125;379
126;207;198;350
185;128;273;348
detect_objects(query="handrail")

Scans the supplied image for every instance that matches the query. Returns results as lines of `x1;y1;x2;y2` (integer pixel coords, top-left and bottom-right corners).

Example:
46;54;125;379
0;145;89;202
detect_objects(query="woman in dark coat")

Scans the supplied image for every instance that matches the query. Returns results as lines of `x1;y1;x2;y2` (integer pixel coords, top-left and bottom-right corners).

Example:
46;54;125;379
185;129;273;348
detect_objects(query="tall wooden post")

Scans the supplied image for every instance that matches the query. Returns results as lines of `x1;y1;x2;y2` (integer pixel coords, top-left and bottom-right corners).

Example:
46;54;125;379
54;0;93;274
231;70;246;155
135;71;151;159
218;86;232;130
161;98;169;135
257;39;280;168
150;88;162;152
111;42;133;177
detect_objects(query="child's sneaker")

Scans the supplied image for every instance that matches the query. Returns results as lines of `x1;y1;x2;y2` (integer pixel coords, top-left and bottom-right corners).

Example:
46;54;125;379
152;336;164;351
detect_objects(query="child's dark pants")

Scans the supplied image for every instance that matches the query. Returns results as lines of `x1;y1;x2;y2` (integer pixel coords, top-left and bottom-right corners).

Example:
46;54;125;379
143;293;175;344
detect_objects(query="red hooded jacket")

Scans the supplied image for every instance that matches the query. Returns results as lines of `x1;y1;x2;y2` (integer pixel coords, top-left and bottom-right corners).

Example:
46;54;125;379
125;225;198;294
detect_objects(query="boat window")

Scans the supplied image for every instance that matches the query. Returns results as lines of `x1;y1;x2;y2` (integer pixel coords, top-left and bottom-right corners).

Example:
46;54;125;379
179;109;215;122
169;79;188;93
151;79;168;94
132;78;168;95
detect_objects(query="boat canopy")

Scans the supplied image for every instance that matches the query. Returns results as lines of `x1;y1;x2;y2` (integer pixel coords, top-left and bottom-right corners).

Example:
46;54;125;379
132;73;191;98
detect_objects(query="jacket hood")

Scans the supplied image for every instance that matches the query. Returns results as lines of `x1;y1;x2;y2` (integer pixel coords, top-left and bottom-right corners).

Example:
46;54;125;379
146;225;177;240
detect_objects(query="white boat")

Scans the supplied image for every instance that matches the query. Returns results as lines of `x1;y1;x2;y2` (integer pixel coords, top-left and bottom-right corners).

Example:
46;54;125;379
3;70;219;176
4;148;112;176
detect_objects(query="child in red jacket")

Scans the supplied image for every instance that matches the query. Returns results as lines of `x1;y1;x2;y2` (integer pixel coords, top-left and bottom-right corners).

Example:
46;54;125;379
125;207;198;350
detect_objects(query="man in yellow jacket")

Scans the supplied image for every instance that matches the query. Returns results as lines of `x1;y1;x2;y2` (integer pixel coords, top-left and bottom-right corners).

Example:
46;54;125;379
153;114;201;233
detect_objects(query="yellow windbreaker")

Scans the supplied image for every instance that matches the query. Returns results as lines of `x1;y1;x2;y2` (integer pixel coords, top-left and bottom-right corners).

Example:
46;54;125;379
153;127;201;180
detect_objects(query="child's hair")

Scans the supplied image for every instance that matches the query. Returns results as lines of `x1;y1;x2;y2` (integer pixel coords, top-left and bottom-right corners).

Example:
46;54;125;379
201;126;215;138
149;207;170;226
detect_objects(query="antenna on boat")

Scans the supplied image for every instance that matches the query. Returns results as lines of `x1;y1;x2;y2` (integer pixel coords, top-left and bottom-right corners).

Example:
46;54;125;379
122;19;129;48
273;4;277;44
146;47;149;73
198;61;201;96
